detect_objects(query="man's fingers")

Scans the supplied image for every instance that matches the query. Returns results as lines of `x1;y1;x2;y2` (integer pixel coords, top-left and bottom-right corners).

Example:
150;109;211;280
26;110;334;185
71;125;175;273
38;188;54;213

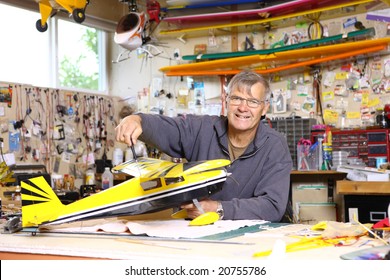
180;203;195;210
115;115;143;145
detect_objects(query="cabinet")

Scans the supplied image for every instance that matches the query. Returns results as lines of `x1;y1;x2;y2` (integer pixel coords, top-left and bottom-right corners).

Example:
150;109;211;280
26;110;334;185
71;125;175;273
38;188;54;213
336;180;390;223
264;118;317;170
312;129;390;167
290;170;347;224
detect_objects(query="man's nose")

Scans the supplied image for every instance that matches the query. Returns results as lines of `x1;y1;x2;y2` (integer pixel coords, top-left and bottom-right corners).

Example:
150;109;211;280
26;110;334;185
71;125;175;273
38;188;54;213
237;100;249;109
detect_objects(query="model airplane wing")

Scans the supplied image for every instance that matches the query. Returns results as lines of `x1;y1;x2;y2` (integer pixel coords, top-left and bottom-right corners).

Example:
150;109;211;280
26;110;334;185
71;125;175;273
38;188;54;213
162;0;311;26
160;38;390;74
159;0;373;35
113;157;231;179
181;28;376;61
112;157;177;178
160;37;390;77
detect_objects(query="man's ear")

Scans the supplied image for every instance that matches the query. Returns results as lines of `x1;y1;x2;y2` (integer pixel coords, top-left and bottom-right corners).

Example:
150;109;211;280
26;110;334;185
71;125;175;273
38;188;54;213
261;102;270;116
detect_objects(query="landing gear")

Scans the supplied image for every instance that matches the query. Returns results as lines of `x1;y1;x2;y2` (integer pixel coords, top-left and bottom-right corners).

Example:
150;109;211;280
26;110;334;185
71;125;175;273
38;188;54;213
72;9;86;23
36;19;48;32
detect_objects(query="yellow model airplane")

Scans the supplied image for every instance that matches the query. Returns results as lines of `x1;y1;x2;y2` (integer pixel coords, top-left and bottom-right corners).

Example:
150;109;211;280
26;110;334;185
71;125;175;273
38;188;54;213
21;157;230;230
35;0;89;32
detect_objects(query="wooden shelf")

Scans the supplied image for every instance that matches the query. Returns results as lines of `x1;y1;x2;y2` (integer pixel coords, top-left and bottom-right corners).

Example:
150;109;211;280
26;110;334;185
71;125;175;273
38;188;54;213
291;170;346;175
336;180;390;195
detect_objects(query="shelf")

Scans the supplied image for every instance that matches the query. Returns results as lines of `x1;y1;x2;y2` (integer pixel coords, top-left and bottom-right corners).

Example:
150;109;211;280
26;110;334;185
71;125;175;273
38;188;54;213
291;170;346;175
336;180;390;195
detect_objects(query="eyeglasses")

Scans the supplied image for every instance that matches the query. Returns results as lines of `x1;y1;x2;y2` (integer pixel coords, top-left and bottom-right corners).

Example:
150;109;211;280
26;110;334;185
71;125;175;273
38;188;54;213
228;95;266;108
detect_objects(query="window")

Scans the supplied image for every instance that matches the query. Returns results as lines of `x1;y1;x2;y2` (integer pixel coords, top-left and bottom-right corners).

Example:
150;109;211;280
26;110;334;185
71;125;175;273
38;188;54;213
58;19;106;91
0;3;107;93
0;4;50;87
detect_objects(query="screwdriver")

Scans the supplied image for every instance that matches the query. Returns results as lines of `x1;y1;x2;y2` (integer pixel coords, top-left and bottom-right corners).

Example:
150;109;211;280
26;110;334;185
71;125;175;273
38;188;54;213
130;139;138;163
130;139;141;177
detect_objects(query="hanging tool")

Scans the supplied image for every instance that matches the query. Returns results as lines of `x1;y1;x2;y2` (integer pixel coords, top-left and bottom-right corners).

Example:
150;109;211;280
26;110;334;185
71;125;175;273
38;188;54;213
245;36;255;51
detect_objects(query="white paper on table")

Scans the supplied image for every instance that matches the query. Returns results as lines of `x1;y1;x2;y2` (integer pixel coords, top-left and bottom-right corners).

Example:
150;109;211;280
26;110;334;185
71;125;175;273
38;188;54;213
124;220;268;239
39;219;269;239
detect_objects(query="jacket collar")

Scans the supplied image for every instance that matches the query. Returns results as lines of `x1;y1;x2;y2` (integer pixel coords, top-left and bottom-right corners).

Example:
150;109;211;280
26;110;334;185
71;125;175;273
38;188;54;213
214;116;269;154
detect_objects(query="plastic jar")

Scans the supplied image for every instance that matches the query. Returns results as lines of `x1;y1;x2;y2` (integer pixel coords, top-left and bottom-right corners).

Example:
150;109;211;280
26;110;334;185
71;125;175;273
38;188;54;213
51;174;63;190
112;148;124;166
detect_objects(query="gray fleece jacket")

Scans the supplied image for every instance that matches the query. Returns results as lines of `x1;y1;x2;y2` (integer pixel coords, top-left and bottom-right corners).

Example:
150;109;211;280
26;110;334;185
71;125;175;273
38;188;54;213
138;113;293;222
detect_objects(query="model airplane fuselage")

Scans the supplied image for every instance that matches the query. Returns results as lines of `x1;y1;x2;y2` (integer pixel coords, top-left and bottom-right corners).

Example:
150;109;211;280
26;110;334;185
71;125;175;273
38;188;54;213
35;0;88;32
21;158;230;228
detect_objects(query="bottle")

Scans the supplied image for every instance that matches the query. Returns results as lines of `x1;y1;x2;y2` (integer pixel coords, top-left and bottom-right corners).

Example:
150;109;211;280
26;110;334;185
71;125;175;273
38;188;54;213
14;186;21;201
85;166;95;185
112;148;124;166
101;167;113;190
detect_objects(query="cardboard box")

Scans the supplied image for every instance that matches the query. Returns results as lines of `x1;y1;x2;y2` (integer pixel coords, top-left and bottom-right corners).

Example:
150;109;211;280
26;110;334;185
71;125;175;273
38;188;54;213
297;203;337;225
293;184;328;203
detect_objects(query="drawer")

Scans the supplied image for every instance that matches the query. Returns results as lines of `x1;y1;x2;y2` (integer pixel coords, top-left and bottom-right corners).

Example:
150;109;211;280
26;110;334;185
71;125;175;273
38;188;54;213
368;144;387;155
367;132;387;142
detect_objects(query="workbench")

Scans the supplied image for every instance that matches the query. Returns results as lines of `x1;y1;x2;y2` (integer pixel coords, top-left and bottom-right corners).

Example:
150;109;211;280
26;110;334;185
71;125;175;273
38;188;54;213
0;221;386;260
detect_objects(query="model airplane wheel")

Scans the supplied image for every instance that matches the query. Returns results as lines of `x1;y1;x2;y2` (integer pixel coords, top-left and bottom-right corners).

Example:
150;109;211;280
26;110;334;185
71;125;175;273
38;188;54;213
73;9;86;23
36;19;48;32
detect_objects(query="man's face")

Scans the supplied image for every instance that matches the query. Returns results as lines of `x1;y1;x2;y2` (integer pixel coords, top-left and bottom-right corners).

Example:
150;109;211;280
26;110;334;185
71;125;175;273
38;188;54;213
227;82;269;133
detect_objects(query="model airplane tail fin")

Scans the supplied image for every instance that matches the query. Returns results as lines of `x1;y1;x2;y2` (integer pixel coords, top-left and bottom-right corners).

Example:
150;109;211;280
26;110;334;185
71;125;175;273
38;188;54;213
21;176;65;228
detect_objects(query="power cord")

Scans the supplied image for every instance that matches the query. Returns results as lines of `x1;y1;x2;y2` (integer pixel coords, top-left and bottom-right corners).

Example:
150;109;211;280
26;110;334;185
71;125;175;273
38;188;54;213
0;137;5;164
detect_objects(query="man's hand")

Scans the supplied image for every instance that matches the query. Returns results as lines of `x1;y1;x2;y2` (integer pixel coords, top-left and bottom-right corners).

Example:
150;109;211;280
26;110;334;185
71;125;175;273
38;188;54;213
180;198;218;219
115;115;143;146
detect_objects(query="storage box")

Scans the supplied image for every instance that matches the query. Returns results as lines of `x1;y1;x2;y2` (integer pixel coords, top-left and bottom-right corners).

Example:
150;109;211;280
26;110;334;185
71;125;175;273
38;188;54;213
297;145;319;171
337;165;390;181
263;118;317;169
293;184;328;203
297;203;337;224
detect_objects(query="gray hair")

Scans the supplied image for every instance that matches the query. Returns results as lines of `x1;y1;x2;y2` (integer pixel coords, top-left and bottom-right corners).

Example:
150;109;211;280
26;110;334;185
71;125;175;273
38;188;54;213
226;70;271;101
119;105;135;119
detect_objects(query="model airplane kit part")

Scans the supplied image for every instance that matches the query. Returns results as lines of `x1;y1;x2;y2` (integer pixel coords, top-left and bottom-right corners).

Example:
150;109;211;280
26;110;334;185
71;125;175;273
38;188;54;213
162;45;387;76
181;28;376;61
162;0;267;11
161;37;390;73
162;0;311;24
159;0;374;35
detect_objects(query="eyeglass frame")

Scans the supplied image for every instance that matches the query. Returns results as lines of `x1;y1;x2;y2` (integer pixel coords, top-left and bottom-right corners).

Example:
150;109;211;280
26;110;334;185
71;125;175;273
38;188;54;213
227;95;268;108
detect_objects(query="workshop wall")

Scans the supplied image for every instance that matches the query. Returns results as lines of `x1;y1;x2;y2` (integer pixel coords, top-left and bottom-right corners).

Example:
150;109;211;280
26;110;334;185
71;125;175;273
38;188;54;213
2;4;390;188
0;82;124;187
109;10;390;129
